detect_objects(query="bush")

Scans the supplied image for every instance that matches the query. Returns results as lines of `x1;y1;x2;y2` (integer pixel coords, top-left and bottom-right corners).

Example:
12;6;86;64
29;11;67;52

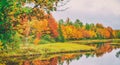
7;32;22;50
39;39;50;44
40;35;55;43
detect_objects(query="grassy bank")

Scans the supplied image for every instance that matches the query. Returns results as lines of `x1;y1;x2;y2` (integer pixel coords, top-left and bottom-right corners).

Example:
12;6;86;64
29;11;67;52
70;39;120;44
1;39;119;57
0;43;95;57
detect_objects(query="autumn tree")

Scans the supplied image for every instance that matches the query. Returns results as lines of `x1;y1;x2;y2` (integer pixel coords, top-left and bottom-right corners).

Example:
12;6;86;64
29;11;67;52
0;0;66;48
96;28;111;39
96;23;104;28
107;26;115;38
47;14;58;38
31;19;48;44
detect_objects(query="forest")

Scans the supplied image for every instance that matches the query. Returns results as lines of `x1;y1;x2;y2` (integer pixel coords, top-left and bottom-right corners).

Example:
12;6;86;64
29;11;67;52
0;0;120;65
0;0;120;58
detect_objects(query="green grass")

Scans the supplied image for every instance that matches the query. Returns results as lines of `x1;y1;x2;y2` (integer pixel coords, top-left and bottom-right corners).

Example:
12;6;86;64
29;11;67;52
70;39;120;43
32;43;95;53
0;42;95;57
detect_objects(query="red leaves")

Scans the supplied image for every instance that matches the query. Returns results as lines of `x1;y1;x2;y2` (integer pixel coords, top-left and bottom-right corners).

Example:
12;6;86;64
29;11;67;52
47;14;58;38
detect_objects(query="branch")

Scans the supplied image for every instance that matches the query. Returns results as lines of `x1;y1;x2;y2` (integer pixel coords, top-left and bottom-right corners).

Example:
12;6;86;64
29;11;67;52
57;0;70;7
56;7;69;11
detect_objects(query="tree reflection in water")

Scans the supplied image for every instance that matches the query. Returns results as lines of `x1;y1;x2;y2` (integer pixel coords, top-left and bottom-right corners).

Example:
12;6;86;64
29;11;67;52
95;43;113;57
116;51;120;59
0;42;120;65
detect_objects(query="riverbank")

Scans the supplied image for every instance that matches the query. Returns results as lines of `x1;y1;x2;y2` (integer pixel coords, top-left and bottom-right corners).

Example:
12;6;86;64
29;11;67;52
0;43;95;57
70;39;120;44
0;39;120;57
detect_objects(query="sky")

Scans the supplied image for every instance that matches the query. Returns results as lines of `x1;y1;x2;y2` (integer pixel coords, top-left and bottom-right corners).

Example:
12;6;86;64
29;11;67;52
52;0;120;29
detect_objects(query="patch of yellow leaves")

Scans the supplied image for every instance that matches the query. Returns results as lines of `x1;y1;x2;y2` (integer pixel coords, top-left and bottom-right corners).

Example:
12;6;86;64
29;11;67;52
0;41;3;49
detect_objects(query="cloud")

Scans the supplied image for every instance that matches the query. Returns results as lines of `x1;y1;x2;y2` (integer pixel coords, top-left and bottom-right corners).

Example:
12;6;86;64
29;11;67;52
67;0;120;16
52;0;120;29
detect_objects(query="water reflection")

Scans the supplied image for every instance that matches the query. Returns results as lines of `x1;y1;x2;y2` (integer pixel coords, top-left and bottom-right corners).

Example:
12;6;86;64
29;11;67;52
0;42;120;65
116;50;120;59
95;43;113;57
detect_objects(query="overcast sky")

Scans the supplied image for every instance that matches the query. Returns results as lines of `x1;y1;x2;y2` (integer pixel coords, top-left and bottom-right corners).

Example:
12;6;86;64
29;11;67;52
52;0;120;29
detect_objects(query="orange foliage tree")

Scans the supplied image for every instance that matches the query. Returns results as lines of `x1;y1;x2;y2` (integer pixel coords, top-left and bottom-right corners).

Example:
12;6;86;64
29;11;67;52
30;13;59;44
96;28;111;39
47;14;58;38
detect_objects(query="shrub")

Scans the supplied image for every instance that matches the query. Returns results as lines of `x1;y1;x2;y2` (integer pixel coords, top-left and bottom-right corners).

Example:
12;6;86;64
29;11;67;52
41;35;55;43
39;39;50;44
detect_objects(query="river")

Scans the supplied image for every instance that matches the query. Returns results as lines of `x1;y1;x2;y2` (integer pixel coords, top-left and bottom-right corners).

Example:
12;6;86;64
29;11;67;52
0;42;120;65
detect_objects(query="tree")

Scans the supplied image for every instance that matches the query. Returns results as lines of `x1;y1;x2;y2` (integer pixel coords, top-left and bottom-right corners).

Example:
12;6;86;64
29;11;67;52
0;0;65;48
116;31;120;38
96;28;111;39
57;20;65;42
85;23;90;30
0;0;20;49
65;18;73;25
96;23;104;28
74;19;83;28
107;26;114;38
31;19;48;44
47;14;58;38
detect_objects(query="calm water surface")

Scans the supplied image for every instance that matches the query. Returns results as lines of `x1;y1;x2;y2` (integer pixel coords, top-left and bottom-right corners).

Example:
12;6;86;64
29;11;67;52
0;42;120;65
62;49;120;65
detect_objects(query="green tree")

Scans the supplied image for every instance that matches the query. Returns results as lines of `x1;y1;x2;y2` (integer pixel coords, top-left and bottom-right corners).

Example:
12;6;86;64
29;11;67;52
116;31;120;38
0;0;17;49
56;20;65;42
74;19;83;28
85;23;90;30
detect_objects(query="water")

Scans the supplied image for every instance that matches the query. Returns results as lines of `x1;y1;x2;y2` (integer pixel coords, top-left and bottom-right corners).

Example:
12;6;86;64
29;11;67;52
0;42;120;65
62;49;120;65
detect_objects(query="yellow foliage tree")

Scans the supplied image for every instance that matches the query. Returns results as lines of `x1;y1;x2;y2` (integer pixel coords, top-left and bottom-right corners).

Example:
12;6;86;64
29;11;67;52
31;19;49;44
61;25;83;40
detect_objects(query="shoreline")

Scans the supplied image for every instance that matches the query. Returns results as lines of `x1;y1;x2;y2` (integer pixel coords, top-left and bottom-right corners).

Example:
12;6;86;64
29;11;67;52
0;39;120;57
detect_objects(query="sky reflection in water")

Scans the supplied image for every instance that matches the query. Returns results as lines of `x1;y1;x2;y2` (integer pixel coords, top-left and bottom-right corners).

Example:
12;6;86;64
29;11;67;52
63;49;120;65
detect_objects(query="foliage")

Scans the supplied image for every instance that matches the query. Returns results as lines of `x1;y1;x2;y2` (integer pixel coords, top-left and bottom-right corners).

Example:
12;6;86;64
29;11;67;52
47;14;58;38
85;23;90;30
31;19;48;34
30;14;59;44
0;0;120;50
0;0;18;49
0;41;3;49
116;31;120;38
0;0;64;49
41;35;55;43
96;28;111;39
56;20;65;42
7;33;22;50
39;39;50;44
74;19;83;28
58;19;119;40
